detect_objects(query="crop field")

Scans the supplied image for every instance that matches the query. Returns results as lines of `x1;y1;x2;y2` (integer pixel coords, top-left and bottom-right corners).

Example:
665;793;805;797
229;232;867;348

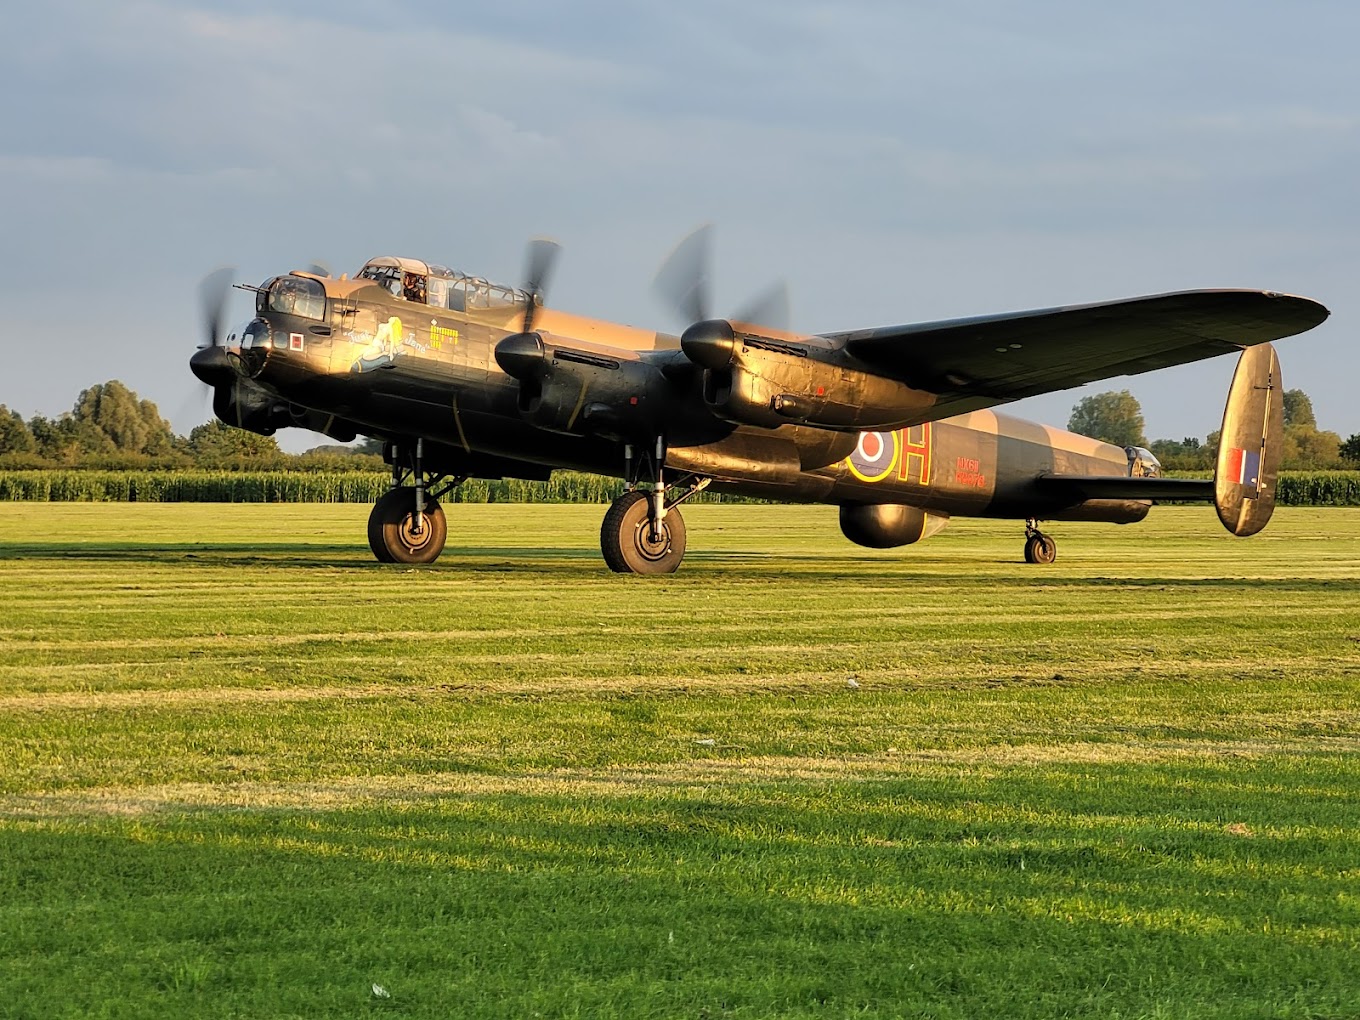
1;503;1358;1019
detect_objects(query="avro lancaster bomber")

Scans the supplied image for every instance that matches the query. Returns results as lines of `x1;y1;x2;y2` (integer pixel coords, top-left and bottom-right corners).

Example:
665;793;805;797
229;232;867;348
190;231;1329;572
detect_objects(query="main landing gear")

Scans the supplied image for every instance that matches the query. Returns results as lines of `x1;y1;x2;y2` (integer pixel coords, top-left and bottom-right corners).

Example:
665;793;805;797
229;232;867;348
600;437;709;574
1023;518;1057;564
368;438;461;565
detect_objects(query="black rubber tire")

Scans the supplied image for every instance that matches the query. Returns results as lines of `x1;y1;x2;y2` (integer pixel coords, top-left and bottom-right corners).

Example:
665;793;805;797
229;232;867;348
367;487;447;565
368;495;396;563
600;491;686;574
1025;533;1056;564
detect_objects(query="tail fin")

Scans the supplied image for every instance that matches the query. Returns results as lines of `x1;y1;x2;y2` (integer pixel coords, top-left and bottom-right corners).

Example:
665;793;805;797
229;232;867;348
1214;343;1283;536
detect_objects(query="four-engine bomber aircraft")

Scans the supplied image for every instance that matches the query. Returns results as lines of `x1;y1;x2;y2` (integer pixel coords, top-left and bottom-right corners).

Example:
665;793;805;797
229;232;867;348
190;232;1329;572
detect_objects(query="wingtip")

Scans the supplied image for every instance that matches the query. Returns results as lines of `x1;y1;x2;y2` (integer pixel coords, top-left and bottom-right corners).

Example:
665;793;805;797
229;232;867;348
1263;291;1330;333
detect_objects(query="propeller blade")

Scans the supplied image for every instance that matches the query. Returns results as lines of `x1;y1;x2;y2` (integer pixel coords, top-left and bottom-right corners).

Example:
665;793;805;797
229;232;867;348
653;223;712;326
732;280;791;333
198;266;235;349
655;225;791;333
172;382;215;430
521;237;561;334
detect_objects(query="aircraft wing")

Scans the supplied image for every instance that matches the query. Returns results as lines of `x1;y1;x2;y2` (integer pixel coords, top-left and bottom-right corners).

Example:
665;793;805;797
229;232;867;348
826;290;1328;419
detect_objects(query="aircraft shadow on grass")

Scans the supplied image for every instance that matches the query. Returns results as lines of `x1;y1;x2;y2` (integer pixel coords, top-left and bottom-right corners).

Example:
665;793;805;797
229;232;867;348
0;540;1350;595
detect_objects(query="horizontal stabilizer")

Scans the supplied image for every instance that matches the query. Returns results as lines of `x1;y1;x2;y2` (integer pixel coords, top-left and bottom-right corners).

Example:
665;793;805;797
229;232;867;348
1036;476;1215;502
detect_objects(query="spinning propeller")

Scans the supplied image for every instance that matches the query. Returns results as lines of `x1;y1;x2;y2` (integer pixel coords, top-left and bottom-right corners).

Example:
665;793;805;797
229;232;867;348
188;267;242;426
197;266;235;353
654;225;791;373
653;224;790;334
520;238;561;335
494;238;563;381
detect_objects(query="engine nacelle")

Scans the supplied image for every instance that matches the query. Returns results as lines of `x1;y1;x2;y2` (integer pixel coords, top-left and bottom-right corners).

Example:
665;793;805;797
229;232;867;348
681;320;935;431
212;381;357;441
495;332;671;438
212;381;291;436
839;503;949;548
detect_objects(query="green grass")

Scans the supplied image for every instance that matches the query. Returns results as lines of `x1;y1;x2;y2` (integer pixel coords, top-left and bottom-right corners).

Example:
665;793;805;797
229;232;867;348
1;503;1358;1019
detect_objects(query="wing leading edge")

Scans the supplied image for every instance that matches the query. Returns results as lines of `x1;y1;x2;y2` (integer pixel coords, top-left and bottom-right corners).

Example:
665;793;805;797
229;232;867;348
826;290;1328;420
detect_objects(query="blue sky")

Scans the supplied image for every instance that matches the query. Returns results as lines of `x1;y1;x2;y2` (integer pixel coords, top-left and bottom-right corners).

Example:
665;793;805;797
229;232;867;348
2;0;1355;449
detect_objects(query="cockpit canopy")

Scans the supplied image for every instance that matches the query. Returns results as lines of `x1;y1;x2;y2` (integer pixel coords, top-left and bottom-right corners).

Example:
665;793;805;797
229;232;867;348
356;256;524;314
261;275;325;320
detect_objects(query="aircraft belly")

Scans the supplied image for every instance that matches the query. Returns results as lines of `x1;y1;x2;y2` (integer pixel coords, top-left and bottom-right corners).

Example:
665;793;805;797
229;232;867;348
351;391;618;475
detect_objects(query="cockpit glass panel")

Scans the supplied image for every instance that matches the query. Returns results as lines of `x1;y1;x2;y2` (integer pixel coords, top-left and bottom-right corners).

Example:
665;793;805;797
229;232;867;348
425;269;465;310
359;265;403;295
358;260;524;314
427;278;447;309
465;279;521;312
268;276;325;320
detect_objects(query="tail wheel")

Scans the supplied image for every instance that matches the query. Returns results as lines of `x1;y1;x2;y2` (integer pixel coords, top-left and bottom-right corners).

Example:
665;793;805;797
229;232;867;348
368;487;447;565
600;491;687;574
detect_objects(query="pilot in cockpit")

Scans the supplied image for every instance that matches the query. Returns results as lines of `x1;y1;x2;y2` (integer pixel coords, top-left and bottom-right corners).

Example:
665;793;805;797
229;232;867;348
402;273;427;304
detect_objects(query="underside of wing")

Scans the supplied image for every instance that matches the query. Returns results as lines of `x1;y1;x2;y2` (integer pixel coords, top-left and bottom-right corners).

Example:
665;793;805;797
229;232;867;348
827;290;1328;420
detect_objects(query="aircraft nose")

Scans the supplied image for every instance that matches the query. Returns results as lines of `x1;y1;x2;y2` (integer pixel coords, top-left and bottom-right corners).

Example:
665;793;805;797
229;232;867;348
189;344;235;386
680;319;737;371
235;318;273;378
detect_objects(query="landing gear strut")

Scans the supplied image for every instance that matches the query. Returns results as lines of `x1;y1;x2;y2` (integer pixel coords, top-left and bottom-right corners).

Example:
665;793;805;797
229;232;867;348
600;437;709;574
368;438;461;564
1023;518;1057;564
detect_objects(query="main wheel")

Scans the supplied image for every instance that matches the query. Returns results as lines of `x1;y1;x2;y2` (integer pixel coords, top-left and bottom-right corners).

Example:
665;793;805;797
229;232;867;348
367;487;447;565
600;491;686;574
1024;532;1056;564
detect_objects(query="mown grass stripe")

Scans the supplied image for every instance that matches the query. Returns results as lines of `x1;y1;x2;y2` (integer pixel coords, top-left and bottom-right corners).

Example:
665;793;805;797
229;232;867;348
1;504;1359;1018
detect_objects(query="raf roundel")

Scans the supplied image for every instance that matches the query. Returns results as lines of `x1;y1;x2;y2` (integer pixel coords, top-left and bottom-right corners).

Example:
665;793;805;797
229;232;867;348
847;430;900;483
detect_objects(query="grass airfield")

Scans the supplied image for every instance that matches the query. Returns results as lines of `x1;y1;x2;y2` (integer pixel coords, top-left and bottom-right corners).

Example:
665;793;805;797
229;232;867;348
1;502;1358;1019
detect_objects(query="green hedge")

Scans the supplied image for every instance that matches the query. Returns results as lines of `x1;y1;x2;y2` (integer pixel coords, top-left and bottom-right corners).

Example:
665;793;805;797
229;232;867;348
1161;471;1360;507
0;470;1357;505
1275;471;1360;507
0;471;389;503
0;470;636;504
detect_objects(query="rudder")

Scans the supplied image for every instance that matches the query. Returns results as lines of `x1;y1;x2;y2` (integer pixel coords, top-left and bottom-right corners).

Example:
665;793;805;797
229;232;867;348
1214;343;1283;536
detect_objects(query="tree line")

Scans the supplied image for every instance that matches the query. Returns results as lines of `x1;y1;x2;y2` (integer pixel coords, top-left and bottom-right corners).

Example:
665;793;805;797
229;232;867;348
1067;389;1359;470
0;381;381;470
2;379;1357;472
